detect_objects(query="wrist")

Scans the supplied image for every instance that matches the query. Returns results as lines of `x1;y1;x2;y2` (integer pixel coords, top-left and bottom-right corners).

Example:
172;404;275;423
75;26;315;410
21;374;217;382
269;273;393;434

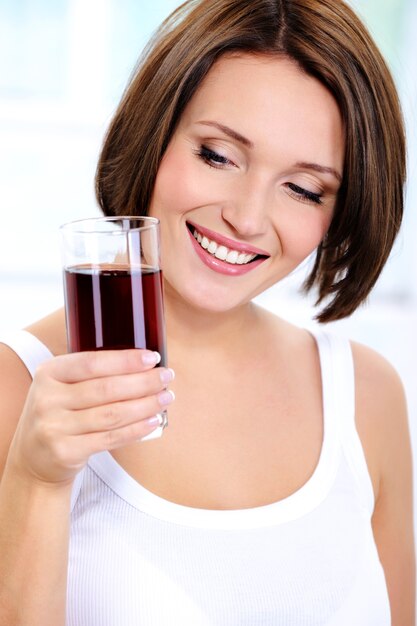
2;454;75;499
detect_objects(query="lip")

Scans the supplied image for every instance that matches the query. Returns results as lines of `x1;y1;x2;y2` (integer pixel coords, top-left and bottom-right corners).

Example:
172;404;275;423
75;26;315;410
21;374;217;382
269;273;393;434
186;220;270;256
186;226;267;276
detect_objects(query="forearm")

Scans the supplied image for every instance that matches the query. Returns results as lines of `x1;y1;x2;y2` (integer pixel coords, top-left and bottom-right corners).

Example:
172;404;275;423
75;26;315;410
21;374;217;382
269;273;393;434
0;462;72;626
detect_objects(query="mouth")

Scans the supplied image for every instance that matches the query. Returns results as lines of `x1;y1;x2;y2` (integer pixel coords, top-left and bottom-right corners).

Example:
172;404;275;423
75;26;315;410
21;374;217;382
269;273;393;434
185;221;269;276
186;221;269;265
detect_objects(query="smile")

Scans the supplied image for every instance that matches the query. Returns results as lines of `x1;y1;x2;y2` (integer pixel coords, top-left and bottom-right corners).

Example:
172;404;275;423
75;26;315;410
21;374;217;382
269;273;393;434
191;228;257;265
186;221;269;277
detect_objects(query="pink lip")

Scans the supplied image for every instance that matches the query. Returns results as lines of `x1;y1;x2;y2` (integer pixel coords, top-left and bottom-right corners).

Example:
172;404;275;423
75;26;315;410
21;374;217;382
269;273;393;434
186;220;270;256
186;227;267;276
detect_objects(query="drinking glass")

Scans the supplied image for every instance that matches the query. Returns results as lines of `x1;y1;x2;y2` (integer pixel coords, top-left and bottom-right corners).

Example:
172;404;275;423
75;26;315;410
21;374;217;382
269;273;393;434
60;216;168;438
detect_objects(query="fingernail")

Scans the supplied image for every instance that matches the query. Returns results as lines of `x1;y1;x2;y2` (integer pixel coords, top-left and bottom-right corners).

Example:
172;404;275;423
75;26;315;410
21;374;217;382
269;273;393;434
157;389;175;406
140;415;164;441
146;415;163;428
142;351;161;366
160;368;175;384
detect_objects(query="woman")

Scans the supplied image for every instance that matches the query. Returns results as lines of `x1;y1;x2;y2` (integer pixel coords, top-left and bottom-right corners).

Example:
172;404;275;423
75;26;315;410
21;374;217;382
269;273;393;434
0;0;414;624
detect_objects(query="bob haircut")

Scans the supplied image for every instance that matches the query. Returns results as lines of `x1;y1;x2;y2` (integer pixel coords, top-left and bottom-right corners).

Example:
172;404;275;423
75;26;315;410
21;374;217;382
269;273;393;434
96;0;406;322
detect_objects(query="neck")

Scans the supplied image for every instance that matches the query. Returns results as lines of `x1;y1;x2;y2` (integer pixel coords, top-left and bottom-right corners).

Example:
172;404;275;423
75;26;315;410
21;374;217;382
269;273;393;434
163;286;258;356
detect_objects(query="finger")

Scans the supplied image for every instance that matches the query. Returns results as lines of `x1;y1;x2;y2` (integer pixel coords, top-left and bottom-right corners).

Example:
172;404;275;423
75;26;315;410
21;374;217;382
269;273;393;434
74;413;166;457
66;367;175;410
38;349;161;384
63;389;175;435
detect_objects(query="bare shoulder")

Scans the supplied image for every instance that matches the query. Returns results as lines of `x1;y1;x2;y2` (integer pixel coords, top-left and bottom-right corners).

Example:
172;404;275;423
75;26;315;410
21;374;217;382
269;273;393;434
351;341;415;624
0;308;66;476
351;339;406;405
0;341;33;476
352;342;410;497
351;340;410;497
25;307;67;357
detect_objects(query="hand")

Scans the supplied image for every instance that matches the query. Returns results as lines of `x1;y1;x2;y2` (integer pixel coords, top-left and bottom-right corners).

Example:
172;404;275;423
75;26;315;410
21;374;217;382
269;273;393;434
7;349;175;486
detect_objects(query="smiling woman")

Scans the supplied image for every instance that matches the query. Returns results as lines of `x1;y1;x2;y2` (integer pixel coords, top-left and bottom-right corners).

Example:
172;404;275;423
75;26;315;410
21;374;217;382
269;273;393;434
97;0;404;323
0;1;414;625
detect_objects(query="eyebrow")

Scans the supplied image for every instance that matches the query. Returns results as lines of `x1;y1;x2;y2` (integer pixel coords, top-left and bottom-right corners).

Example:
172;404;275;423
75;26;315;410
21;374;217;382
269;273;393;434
196;120;254;148
196;120;342;183
295;161;342;183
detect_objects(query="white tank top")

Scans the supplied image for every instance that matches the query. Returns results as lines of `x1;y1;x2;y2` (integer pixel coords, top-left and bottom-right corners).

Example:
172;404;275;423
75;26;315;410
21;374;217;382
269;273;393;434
0;329;391;625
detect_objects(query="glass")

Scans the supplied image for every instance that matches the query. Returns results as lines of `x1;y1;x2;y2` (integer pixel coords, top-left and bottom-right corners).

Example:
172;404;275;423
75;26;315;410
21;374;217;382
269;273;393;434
60;215;168;437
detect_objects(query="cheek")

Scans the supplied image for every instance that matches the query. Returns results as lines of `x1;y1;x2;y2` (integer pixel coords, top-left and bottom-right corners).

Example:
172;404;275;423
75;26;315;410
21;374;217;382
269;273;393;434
150;146;208;216
276;209;331;260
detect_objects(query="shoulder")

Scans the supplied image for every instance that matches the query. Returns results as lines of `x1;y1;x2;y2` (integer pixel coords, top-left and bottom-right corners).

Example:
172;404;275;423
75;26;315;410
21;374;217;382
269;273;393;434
351;340;405;397
0;307;66;392
25;308;67;357
351;341;415;622
0;309;66;475
0;340;33;475
351;340;407;430
350;340;410;502
351;340;408;445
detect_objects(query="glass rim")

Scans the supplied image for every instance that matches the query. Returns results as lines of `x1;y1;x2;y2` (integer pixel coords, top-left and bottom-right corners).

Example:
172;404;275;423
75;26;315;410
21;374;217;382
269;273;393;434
60;215;160;235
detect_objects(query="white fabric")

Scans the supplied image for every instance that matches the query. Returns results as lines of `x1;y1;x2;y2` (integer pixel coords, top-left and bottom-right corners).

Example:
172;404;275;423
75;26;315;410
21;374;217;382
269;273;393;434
1;329;391;625
0;329;53;378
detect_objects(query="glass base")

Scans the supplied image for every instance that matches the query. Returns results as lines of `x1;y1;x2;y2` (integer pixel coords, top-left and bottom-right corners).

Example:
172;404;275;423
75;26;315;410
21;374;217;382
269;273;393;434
140;410;168;442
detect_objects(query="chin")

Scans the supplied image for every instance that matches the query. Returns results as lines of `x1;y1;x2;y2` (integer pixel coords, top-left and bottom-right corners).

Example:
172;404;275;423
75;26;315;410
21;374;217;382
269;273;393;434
166;279;250;314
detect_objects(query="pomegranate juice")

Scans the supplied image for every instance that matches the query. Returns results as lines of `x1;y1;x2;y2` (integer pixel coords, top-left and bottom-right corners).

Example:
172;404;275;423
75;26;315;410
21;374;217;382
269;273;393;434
64;265;166;364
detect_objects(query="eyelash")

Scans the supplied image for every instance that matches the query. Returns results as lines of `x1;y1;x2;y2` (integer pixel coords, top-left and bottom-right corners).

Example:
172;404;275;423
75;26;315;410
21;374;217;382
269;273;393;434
194;145;232;168
194;145;323;205
286;183;323;205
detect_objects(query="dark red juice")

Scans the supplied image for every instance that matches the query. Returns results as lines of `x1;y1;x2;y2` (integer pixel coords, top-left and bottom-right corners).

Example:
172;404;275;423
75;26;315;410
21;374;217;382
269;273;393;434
64;264;166;365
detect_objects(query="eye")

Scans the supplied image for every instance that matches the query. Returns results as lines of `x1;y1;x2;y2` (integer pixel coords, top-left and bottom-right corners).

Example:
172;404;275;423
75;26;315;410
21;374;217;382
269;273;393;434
194;145;234;169
286;182;323;205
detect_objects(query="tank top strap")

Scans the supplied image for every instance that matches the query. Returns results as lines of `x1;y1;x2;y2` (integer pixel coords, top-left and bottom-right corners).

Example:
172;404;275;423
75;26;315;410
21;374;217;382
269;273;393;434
0;329;53;377
311;327;375;515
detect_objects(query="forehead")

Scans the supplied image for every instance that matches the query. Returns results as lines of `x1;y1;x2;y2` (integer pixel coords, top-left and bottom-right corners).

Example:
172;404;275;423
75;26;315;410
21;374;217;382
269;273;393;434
180;53;344;169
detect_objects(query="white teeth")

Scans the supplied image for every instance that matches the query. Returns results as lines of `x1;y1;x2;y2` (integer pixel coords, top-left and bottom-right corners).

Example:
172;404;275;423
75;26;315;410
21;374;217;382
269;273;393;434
214;245;228;260
226;250;239;263
192;227;258;265
207;240;217;254
194;229;203;244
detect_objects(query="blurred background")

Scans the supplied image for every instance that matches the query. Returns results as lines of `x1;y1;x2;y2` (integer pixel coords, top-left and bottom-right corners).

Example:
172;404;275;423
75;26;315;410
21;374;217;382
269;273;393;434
0;0;416;491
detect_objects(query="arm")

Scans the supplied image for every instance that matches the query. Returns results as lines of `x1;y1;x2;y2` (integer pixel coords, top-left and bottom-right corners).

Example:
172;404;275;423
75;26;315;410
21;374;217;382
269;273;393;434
0;463;72;625
353;342;415;626
0;344;71;626
0;344;174;625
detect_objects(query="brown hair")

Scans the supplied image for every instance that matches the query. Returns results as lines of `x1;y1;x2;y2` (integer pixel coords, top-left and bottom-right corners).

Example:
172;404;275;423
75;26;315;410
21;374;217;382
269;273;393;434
96;0;406;322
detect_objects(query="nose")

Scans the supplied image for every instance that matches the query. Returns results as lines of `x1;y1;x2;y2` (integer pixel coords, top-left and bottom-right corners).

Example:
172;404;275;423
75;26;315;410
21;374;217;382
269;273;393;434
221;174;270;238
